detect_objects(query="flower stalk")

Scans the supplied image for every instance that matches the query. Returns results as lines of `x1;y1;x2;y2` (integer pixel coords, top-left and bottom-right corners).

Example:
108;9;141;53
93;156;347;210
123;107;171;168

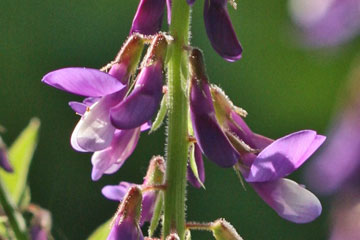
163;0;191;238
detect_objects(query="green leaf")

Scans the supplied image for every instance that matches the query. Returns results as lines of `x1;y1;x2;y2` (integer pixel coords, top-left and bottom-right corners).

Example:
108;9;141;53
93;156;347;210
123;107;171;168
150;93;168;133
0;118;40;204
189;143;205;189
148;192;164;237
87;218;112;240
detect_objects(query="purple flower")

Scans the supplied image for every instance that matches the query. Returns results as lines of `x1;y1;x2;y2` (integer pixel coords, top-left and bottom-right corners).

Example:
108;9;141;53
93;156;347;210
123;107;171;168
0;137;12;173
131;0;166;35
289;0;360;47
43;34;167;180
28;204;52;240
189;48;325;222
102;156;165;225
204;0;242;61
107;187;144;240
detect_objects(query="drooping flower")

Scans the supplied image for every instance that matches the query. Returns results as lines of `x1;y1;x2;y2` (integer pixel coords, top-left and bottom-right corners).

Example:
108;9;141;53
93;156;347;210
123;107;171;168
102;156;165;225
288;0;360;48
107;186;144;240
203;0;242;61
189;48;325;223
131;0;166;35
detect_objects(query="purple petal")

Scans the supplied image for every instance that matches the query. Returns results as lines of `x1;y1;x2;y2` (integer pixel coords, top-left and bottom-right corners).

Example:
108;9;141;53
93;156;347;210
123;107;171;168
130;0;166;35
71;90;126;152
107;218;144;240
30;226;48;240
108;63;129;84
246;130;325;182
166;0;172;24
91;128;141;180
69;101;87;115
251;178;322;223
69;98;99;115
187;143;206;188
140;191;157;225
42;68;125;97
204;0;242;61
110;63;163;130
190;77;239;168
102;182;135;201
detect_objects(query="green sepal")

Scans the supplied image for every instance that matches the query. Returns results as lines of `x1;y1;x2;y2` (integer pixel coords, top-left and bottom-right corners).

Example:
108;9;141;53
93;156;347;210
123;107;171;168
148;192;164;237
189;143;205;189
150;93;168;133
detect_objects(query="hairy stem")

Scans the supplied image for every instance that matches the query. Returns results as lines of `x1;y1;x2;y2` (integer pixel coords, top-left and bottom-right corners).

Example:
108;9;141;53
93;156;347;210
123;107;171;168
163;0;191;239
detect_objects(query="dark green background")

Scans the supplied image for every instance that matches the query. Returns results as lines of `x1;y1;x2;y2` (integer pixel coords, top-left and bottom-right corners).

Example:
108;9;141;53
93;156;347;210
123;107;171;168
1;0;358;239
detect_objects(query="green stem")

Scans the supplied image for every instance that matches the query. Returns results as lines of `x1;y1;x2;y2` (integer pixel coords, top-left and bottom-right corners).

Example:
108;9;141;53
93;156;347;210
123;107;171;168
0;179;27;240
163;0;191;239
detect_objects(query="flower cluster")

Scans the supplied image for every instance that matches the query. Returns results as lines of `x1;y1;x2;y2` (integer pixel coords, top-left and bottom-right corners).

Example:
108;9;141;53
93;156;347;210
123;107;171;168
42;0;326;239
188;48;325;223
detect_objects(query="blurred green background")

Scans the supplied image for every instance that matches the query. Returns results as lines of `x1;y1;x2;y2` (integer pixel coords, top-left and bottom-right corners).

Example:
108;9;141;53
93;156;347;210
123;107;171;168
1;0;359;239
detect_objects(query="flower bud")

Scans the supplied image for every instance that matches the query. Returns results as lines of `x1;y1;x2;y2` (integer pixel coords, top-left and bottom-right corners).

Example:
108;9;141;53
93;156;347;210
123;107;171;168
108;33;145;84
110;34;167;129
107;186;143;240
211;219;243;240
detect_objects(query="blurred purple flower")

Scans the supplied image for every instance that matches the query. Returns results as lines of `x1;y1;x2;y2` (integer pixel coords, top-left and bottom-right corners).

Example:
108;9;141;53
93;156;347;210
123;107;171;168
289;0;360;47
131;0;166;35
0;137;12;172
305;64;360;195
102;156;165;225
107;187;144;240
189;48;325;223
204;0;242;61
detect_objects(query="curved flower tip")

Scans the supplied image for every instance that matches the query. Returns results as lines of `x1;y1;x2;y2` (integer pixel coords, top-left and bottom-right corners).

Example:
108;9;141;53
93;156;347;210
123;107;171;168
110;63;163;130
252;178;322;223
246;130;326;182
204;0;242;61
42;68;125;97
102;182;135;201
91;128;141;181
130;0;166;35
